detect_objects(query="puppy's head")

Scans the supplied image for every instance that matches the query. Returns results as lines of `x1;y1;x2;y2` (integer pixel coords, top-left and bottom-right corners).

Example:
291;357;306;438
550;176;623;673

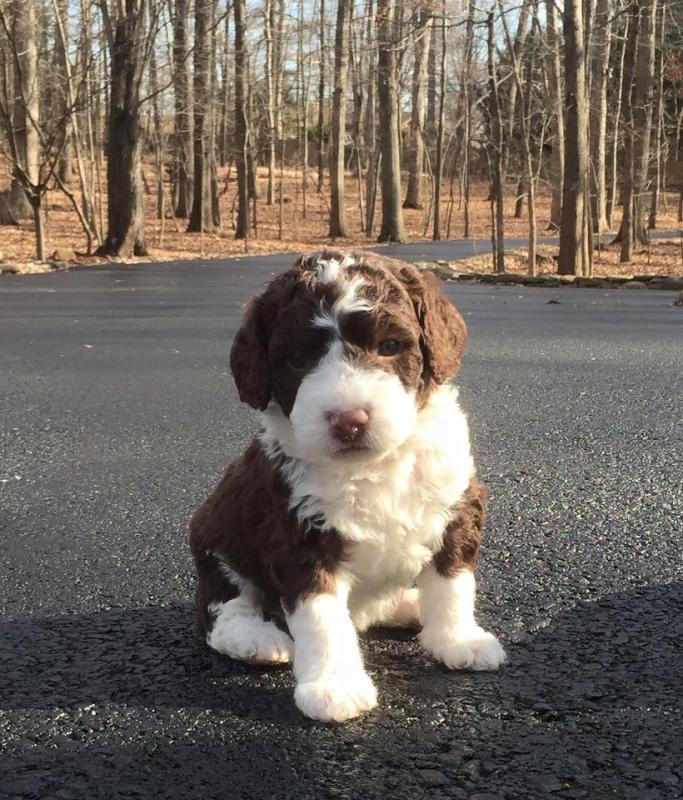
230;251;467;463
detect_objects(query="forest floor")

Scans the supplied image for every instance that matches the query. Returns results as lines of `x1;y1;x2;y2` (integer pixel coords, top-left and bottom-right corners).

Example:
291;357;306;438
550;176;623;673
1;163;682;276
453;239;683;277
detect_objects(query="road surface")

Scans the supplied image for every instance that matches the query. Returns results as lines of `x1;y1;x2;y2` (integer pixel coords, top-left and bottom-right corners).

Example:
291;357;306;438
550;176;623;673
1;248;682;799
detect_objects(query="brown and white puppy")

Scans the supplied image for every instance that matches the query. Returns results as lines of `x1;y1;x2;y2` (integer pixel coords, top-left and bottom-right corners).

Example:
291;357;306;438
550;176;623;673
190;250;506;722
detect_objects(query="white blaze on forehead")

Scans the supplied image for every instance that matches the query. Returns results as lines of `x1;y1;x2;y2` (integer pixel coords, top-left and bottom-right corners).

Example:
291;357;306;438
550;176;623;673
314;254;355;284
312;274;373;336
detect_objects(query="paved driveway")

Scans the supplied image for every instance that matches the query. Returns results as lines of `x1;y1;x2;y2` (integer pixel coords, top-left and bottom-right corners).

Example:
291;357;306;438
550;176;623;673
1;253;681;799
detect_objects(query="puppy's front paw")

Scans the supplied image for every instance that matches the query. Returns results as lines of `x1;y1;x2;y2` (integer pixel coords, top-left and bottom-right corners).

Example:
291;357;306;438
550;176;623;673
294;672;378;722
421;626;507;671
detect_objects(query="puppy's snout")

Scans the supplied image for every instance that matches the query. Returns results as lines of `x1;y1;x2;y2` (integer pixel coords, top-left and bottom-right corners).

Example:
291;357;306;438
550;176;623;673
327;408;370;443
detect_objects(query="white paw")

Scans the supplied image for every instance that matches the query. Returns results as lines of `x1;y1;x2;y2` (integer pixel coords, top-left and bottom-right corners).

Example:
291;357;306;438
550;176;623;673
208;615;294;665
294;672;378;722
420;626;507;671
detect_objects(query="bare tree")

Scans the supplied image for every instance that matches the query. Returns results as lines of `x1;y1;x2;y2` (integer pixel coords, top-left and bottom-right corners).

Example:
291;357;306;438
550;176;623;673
589;0;611;233
264;0;277;204
461;0;475;237
558;0;592;276
543;0;564;230
233;0;250;239
188;0;217;232
432;5;445;240
329;0;351;238
648;0;666;230
364;0;378;235
499;0;538;275
0;0;45;255
96;0;151;257
316;0;326;192
617;0;658;261
171;0;192;218
404;3;432;210
487;7;505;273
376;0;405;242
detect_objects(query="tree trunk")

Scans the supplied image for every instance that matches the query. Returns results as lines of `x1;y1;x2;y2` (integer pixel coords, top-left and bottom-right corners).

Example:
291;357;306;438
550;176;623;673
317;0;326;191
265;0;277;204
544;0;564;230
404;8;432;210
501;0;531;183
462;0;474;237
427;22;436;128
487;10;505;273
498;0;537;275
188;0;215;232
53;0;72;185
589;0;611;233
558;0;591;276
648;1;665;230
172;0;192;218
432;7;445;240
10;0;39;223
96;0;148;257
208;0;220;228
364;0;377;235
328;0;351;238
376;0;405;242
233;0;250;239
617;1;657;260
631;1;657;243
615;9;639;260
608;11;630;229
149;46;164;221
349;9;365;178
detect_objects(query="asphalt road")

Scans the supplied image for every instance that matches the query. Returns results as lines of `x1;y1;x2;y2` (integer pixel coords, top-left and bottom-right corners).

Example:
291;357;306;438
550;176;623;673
1;247;682;800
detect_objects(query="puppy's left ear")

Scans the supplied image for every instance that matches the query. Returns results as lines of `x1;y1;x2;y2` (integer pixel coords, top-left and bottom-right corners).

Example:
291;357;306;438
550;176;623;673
400;266;468;384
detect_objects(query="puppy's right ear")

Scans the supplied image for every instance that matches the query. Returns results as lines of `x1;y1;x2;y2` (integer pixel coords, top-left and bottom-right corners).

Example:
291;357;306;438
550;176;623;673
229;294;272;411
229;269;301;411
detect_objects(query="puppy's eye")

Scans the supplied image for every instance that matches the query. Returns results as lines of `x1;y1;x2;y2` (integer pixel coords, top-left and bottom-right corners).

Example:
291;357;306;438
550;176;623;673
287;351;314;370
377;338;400;356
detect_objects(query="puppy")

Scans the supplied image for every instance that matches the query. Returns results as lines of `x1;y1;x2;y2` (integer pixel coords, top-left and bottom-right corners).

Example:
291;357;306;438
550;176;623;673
190;250;506;722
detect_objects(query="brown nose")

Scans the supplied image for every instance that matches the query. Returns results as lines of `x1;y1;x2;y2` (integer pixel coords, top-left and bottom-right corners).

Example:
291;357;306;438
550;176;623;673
327;408;370;442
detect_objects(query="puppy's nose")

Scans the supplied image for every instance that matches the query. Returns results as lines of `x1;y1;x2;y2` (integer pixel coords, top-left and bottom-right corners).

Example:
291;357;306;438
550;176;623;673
327;408;370;442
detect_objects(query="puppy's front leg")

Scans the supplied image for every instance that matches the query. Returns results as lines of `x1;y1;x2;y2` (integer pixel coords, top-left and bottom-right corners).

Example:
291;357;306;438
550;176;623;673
287;582;377;722
418;566;506;670
418;479;507;671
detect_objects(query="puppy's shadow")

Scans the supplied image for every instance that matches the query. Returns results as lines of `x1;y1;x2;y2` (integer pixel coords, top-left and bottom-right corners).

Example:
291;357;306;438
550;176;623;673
3;583;681;721
0;604;298;721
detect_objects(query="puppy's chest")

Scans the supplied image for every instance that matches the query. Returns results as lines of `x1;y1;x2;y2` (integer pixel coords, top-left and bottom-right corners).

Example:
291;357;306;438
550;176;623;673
340;461;458;585
297;444;471;586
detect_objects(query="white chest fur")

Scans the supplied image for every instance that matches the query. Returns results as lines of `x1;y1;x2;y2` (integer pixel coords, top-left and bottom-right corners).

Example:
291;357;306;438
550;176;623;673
261;386;475;622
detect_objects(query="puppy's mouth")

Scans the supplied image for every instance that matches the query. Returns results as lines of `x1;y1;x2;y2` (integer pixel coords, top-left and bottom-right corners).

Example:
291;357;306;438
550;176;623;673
332;442;373;457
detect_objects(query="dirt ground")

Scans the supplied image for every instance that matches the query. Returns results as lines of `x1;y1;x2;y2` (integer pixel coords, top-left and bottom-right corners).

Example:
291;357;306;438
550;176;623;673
1;161;682;276
452;239;683;277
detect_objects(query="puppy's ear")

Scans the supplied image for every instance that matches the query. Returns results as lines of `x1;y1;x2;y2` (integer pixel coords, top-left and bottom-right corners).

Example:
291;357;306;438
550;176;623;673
398;265;468;384
229;269;302;410
229;294;272;410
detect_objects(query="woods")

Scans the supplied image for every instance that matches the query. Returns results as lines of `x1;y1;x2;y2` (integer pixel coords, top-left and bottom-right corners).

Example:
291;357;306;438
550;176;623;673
1;0;683;274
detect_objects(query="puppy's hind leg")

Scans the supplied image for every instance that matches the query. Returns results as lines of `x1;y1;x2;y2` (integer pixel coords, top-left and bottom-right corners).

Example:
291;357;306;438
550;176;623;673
196;553;293;665
208;589;294;665
387;588;420;628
